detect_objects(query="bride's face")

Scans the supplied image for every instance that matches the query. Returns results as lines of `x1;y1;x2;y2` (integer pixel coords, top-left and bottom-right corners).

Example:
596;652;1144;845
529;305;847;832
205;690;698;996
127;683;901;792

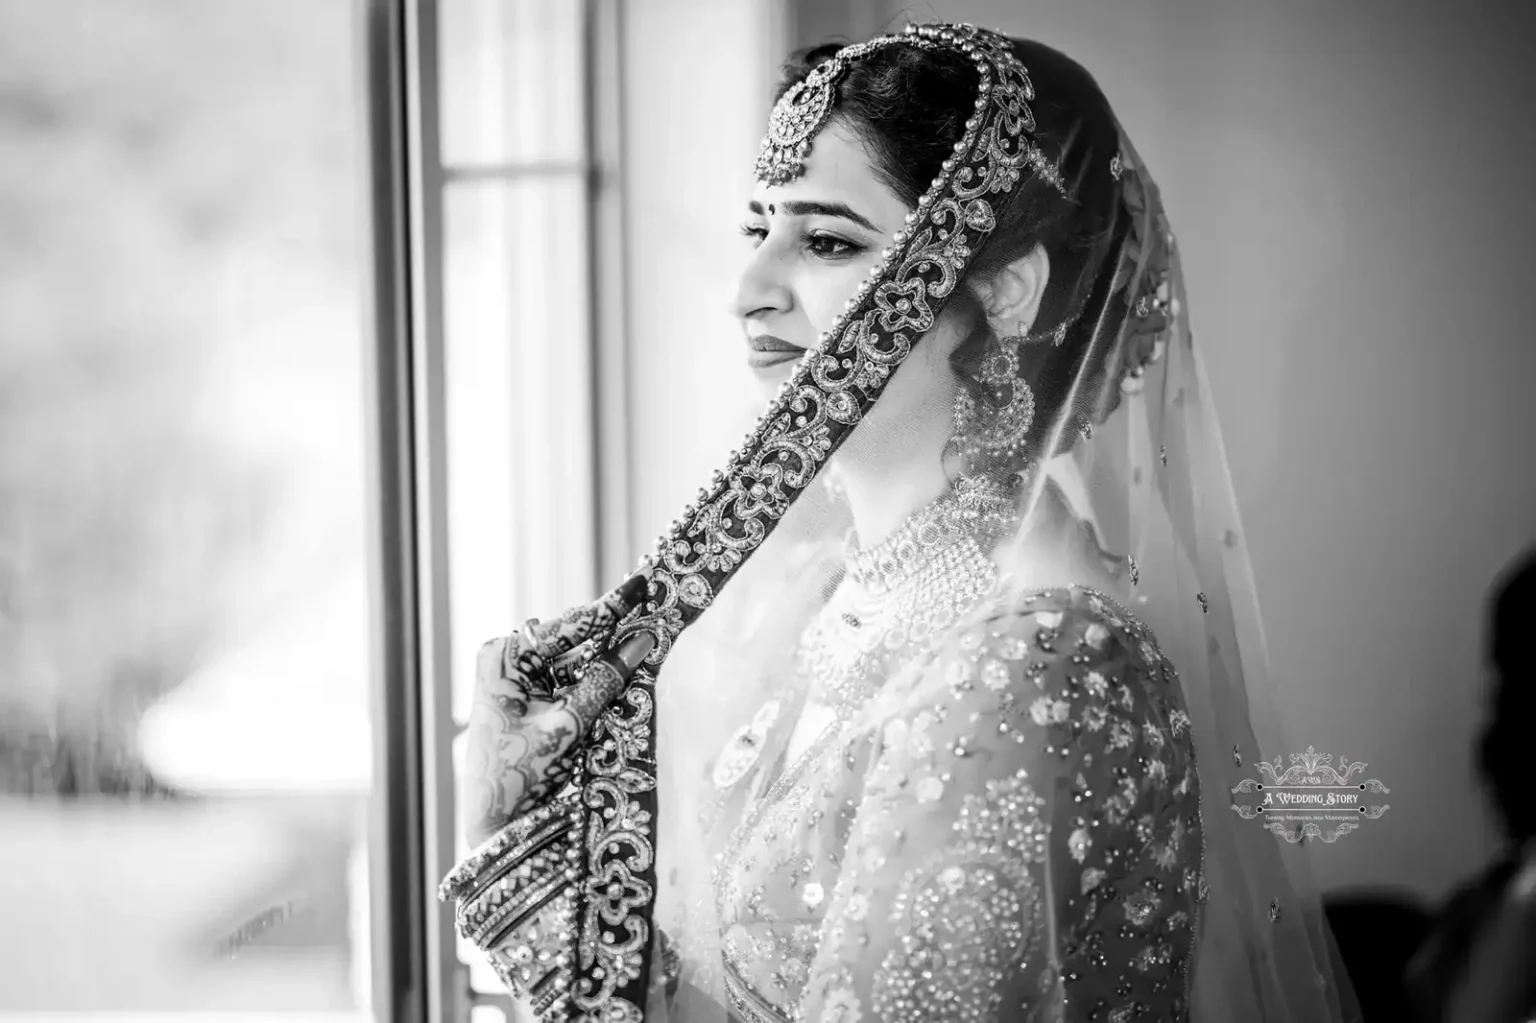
733;120;963;418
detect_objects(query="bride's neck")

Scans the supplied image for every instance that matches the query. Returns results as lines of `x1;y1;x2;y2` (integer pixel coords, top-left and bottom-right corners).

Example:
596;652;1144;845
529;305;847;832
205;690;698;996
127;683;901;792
838;453;951;550
833;384;958;549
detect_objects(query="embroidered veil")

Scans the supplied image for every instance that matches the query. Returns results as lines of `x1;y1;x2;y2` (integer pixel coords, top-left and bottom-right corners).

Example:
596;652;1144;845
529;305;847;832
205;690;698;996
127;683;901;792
442;23;1362;1023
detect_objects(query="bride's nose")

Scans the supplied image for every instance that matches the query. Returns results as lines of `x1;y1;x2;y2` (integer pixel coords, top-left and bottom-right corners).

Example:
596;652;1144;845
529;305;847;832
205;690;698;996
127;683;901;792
730;247;793;322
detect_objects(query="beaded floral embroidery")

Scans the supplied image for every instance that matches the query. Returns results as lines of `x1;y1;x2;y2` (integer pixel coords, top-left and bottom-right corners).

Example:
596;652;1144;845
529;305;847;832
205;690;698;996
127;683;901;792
710;584;1204;1021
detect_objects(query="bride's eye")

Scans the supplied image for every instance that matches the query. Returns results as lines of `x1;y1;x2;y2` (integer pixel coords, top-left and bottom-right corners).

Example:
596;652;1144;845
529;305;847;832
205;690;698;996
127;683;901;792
739;223;768;247
805;231;861;260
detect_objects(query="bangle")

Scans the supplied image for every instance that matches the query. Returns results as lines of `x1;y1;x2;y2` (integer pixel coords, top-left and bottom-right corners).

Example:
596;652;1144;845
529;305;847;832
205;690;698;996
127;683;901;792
439;794;585;1017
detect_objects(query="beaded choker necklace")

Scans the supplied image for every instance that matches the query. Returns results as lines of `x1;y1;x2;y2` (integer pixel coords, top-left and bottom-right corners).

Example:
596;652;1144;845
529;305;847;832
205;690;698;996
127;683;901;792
798;473;1023;717
843;472;1022;594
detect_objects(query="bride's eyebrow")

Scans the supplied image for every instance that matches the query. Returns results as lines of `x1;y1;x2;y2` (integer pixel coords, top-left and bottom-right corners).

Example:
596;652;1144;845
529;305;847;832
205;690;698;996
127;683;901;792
747;199;880;234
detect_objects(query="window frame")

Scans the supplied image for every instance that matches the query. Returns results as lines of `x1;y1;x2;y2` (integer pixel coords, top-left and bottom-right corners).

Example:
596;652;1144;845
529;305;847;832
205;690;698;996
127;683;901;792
361;2;628;1021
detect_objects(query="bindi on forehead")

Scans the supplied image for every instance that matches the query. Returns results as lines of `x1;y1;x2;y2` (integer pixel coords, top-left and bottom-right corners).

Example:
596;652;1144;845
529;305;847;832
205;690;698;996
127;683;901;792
747;197;884;235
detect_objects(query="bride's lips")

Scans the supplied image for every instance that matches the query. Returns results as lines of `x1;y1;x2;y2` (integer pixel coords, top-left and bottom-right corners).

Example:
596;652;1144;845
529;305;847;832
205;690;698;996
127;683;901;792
746;334;806;370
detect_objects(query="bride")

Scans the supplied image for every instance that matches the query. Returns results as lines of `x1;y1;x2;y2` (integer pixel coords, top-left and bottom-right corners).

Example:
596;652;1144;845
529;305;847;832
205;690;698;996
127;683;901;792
441;22;1361;1023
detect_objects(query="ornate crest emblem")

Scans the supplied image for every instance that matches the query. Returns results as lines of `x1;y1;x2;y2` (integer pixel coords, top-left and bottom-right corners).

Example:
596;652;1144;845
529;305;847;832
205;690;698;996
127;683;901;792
1231;747;1391;844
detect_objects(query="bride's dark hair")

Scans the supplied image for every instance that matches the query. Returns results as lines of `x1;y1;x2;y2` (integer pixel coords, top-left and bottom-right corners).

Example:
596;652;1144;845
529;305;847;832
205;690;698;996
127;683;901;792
776;36;1132;468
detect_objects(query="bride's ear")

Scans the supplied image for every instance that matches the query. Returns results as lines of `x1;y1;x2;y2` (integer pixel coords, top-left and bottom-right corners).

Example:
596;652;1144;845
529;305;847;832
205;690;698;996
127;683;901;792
973;243;1051;336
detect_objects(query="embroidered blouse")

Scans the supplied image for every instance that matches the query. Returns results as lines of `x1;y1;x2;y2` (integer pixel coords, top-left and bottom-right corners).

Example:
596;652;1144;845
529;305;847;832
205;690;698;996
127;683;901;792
707;584;1204;1023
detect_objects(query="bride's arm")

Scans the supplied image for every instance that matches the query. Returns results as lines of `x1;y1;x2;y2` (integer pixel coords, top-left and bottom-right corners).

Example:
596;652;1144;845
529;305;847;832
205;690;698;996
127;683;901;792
798;591;1203;1022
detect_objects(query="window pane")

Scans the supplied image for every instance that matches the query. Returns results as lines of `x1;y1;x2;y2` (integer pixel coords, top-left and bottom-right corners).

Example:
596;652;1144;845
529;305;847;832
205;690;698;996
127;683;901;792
442;175;596;734
441;173;595;1000
0;0;375;1015
439;0;586;168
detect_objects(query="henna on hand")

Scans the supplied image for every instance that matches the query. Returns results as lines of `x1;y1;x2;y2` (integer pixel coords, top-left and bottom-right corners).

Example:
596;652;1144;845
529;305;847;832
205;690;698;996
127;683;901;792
554;659;629;735
461;580;652;846
481;663;629;829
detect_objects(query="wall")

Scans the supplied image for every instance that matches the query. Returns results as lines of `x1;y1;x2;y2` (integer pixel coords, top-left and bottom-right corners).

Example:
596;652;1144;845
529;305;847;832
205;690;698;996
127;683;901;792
863;0;1536;902
618;0;787;571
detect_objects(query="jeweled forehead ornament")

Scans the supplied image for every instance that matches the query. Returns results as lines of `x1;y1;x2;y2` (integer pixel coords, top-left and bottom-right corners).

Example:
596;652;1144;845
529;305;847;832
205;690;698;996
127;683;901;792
753;23;1067;196
752;37;895;186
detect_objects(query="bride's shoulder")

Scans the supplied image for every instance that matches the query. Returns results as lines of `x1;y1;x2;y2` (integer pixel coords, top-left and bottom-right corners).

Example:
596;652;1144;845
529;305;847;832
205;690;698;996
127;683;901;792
972;582;1167;660
887;582;1191;734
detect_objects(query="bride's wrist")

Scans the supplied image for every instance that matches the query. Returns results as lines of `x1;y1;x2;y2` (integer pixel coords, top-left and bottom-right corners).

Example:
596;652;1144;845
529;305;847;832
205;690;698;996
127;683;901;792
440;792;585;1013
510;746;584;821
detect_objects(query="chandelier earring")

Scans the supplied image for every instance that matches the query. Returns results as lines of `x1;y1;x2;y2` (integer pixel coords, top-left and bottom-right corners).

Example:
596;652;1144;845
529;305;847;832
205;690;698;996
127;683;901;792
950;320;1037;475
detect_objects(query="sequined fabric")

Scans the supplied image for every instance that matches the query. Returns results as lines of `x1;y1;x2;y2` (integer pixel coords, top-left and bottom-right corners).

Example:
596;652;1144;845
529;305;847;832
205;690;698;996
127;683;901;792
705;584;1203;1022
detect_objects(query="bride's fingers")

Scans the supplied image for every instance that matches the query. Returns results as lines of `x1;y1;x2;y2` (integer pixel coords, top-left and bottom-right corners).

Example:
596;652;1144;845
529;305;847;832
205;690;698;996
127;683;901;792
553;630;657;738
601;571;652;619
520;572;652;663
569;572;651;646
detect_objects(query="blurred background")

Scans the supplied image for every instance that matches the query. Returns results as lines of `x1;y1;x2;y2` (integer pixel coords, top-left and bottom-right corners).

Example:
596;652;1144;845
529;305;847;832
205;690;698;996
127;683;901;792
0;1;1531;1021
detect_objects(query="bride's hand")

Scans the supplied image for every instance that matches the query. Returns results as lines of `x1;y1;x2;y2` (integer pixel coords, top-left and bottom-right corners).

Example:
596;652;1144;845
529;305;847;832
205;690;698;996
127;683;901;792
461;572;655;847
